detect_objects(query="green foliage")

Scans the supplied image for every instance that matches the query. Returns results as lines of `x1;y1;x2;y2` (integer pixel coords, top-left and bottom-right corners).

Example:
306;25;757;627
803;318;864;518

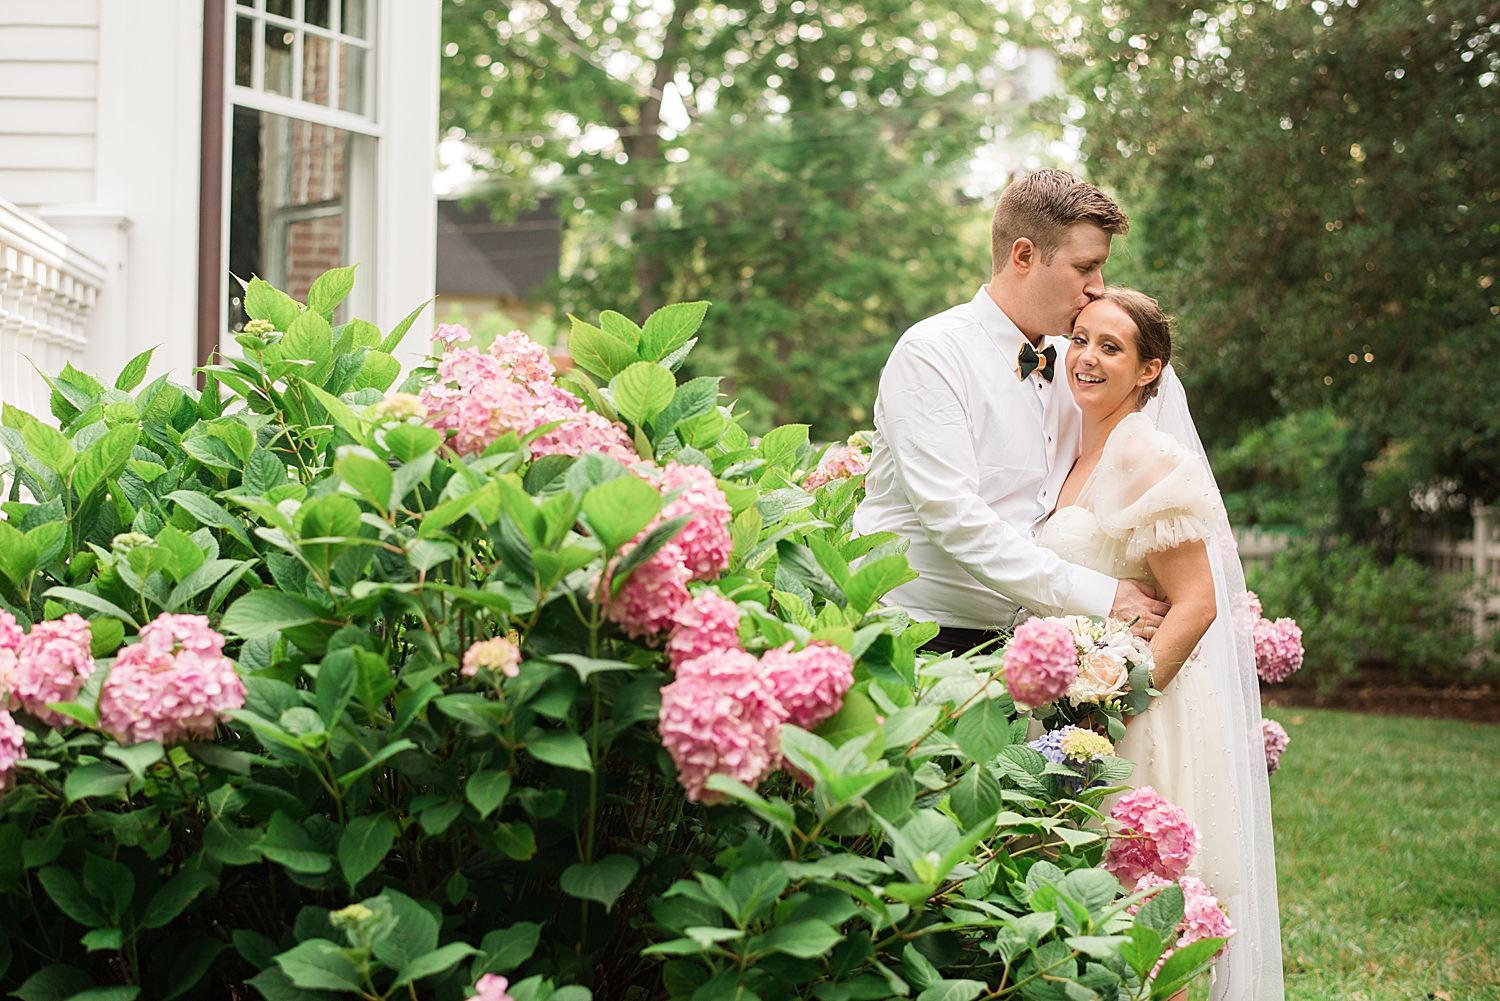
440;0;1009;437
1043;0;1500;527
1250;538;1479;691
0;269;1215;1001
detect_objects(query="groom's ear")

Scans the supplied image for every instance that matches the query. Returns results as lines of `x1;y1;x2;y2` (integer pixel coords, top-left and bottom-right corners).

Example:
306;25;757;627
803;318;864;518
1006;237;1037;275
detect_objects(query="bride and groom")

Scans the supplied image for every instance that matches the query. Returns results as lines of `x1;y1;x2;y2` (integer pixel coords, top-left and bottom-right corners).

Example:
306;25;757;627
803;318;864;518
854;169;1284;1000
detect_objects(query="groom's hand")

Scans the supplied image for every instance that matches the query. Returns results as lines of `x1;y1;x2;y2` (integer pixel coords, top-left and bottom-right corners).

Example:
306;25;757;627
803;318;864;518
1112;580;1170;639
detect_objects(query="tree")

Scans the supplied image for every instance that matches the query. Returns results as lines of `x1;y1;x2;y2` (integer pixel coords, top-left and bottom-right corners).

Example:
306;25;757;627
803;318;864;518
441;0;1028;435
1038;0;1500;535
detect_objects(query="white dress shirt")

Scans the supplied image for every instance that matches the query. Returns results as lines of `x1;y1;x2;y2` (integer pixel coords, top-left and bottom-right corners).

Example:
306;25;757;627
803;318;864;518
852;285;1118;628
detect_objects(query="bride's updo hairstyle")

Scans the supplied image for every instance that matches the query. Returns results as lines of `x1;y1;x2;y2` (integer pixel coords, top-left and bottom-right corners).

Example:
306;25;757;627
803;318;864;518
1096;287;1172;408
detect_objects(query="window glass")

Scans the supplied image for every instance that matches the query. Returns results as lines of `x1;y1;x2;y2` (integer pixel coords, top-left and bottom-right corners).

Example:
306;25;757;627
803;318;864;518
339;44;365;114
305;0;332;28
266;0;294;18
263;25;294;97
302;33;332;106
232;0;373;117
234;16;254;87
341;0;367;38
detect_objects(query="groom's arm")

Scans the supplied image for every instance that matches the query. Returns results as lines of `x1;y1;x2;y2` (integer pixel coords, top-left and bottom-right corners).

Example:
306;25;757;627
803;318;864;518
878;340;1117;618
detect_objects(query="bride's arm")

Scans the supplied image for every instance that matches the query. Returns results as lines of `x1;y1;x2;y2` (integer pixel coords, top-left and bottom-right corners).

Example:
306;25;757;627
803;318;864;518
1141;540;1217;692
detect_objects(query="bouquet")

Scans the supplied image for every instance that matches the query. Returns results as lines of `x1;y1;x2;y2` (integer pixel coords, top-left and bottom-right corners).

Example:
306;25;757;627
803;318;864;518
1003;614;1159;739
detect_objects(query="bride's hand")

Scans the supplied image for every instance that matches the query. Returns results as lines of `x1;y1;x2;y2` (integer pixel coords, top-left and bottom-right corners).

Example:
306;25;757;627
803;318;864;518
1111;579;1170;638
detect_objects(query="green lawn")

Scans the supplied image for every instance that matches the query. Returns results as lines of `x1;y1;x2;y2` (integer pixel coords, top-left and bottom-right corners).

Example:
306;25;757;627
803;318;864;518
1260;708;1500;1000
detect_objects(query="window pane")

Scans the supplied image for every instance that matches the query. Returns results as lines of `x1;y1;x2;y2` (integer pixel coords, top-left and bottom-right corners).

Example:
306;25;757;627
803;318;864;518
234;16;254;87
339;43;365;114
302;33;331;105
305;0;331;28
341;0;367;38
264;25;294;97
266;0;293;17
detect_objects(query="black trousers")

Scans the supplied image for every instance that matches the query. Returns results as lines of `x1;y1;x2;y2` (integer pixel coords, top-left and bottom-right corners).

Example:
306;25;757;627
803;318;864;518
920;626;1006;656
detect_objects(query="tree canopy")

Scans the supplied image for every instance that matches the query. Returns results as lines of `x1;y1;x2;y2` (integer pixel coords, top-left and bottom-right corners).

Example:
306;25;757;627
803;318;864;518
1040;0;1499;537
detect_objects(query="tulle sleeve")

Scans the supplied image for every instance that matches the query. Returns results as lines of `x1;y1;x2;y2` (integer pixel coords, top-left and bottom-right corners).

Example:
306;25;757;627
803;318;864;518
1092;412;1223;564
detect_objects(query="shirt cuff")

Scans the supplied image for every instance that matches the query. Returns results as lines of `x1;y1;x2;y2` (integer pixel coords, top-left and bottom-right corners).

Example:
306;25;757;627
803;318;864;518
1063;566;1117;618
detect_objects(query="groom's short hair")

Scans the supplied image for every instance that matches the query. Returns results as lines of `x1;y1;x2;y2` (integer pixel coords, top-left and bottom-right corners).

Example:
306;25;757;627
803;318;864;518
991;169;1129;272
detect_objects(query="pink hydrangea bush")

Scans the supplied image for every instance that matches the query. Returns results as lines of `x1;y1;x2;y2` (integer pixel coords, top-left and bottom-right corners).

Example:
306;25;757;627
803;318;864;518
667;592;741;666
98;614;246;746
1262;717;1290;775
0;708;26;789
606;545;693;639
1253;616;1304;683
473;974;515;1001
658;649;788;802
1103;786;1201;891
1130;874;1235;965
417;325;634;461
0;609;23;700
10;614;95;728
761;641;856;730
463;635;521;678
804;444;870;491
1002;617;1079;709
656;463;733;580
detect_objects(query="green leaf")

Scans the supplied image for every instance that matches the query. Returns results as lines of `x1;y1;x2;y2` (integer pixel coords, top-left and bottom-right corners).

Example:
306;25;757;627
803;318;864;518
915;982;987;1001
334;452;393;515
370;890;439;971
42;587;139;629
702;775;795;835
419;799;464;836
37;867;107;927
162;938;229;1001
1151;936;1228;998
306;265;357;321
73;423;138;498
758;424;809;469
566;314;638;379
392;942;480;988
0;521;38;589
338;815;398;888
114;348;155;392
11;966;97;1001
1137;882;1185;939
315;649;359;727
777;540;847;608
466;770;512;820
102;741;165;781
184;743;256;775
581;474;661;551
610;361;677;427
491;822;537;861
81;928;122;952
22;422;74;476
559;855;639;912
640;301;709;360
142;870;217;928
954;696;1013;766
166;490;253;547
755;919;844;959
257;812;332;874
271;939;365;992
222;590;324;640
473;922;542;978
65;761;132;802
204;819;264;865
298;380;368;445
244;277;301;330
949;765;1004;829
379;298;433;355
525;730;593;772
597;309;642;347
843;554;920;616
43;701;98;728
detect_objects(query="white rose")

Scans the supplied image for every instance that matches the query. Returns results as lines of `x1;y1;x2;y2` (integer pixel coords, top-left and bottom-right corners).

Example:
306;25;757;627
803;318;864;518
1067;648;1129;704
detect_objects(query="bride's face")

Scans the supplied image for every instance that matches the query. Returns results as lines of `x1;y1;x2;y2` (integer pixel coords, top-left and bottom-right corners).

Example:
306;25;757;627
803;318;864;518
1066;299;1163;416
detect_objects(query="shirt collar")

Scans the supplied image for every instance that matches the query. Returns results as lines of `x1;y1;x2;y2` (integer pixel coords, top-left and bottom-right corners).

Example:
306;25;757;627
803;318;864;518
972;285;1045;375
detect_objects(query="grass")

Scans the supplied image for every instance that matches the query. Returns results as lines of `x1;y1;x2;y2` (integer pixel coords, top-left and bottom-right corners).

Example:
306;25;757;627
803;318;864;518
1256;708;1500;1000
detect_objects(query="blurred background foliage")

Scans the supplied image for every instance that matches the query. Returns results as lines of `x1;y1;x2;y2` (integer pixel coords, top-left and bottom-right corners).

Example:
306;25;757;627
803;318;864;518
437;0;1500;683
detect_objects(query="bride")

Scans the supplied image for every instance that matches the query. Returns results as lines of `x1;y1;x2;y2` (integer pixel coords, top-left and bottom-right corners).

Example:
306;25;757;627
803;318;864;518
1037;288;1285;1001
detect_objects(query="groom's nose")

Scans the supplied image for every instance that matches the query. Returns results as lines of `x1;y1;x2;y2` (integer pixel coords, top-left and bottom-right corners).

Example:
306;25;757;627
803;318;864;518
1083;268;1104;298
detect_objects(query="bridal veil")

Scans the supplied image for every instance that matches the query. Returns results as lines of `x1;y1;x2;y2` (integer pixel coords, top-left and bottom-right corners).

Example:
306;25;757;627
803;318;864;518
1142;365;1286;1001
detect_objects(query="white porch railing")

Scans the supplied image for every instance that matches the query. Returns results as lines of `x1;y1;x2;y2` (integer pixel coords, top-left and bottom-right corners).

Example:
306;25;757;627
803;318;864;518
1234;505;1500;642
0;196;106;416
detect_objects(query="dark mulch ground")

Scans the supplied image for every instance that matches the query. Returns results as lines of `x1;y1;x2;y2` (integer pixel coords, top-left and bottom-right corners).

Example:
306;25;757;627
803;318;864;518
1262;667;1500;723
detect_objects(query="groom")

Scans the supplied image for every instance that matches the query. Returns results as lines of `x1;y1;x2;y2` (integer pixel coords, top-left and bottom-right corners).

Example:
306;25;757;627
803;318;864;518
854;169;1169;654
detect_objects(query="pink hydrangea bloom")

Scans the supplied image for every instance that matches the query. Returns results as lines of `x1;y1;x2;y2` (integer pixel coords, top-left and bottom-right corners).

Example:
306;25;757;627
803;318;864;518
1002;617;1079;709
1253;616;1304;683
473;974;514;1001
432;323;471;347
98;614;246;746
656;463;733;580
1244;590;1263;620
528;403;636;463
0;708;26;789
0;610;23;703
761;641;855;730
463;636;521;678
804;445;870;491
489;330;556;386
659;649;788;802
607;543;693;639
1127;875;1234;969
12;614;95;727
667;592;741;666
1103;786;1201;890
1262;717;1290;775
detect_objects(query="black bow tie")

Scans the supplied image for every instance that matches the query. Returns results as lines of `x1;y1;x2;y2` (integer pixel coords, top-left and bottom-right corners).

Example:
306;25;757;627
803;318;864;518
1018;341;1056;382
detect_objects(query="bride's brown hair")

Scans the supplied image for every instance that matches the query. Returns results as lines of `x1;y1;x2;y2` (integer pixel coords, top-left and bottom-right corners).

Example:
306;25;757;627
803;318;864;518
1095;286;1172;407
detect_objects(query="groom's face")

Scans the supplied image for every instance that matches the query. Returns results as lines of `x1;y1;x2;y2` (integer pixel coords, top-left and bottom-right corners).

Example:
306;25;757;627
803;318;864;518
1030;223;1112;339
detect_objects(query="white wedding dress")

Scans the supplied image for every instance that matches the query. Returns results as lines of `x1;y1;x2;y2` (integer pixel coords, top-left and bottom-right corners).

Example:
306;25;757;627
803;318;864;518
1037;407;1284;1000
